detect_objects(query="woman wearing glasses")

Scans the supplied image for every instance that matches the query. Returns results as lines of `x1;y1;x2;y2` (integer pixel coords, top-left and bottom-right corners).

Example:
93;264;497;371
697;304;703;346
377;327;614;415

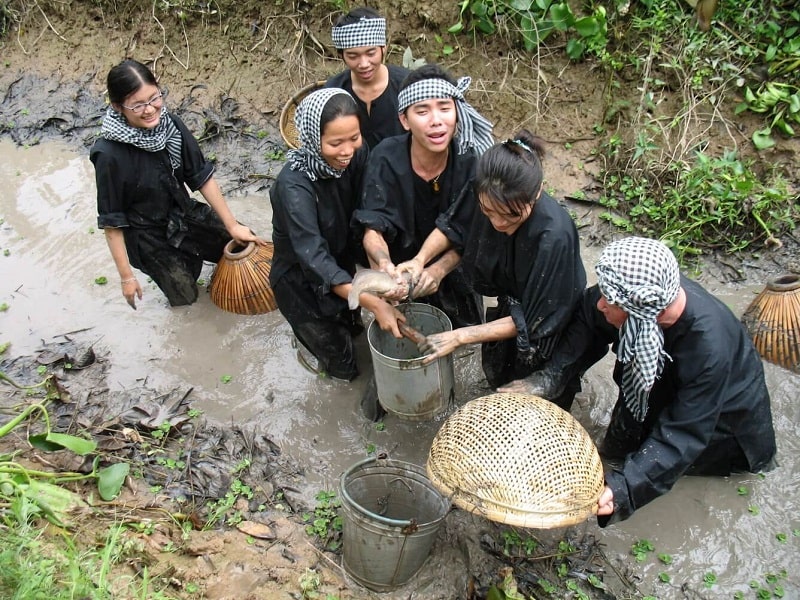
90;59;265;308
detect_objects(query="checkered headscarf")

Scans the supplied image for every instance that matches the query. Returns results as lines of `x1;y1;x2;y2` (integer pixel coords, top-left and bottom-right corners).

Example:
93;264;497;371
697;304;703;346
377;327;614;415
331;17;386;49
397;76;494;156
596;237;681;422
101;105;183;169
287;88;355;181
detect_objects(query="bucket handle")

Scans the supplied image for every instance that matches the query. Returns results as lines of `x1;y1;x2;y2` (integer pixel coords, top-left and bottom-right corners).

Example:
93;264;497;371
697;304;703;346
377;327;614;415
340;457;423;528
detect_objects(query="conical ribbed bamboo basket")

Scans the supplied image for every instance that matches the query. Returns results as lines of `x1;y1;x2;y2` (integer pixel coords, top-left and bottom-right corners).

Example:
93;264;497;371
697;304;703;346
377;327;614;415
209;240;277;315
741;273;800;373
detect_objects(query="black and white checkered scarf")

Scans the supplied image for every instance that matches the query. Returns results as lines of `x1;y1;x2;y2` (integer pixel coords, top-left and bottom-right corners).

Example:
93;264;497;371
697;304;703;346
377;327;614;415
287;87;355;181
101;105;183;169
331;16;386;49
397;76;494;156
596;237;680;422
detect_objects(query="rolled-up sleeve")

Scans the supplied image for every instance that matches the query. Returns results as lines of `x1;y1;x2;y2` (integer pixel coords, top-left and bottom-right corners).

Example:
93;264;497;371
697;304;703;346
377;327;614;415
90;144;129;229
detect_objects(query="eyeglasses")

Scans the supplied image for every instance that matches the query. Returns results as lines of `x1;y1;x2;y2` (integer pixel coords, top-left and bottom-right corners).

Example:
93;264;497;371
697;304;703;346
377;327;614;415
122;89;168;114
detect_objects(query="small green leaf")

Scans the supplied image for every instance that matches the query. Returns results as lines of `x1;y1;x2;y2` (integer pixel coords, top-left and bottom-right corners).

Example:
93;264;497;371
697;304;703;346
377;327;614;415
566;38;585;60
752;128;775;150
97;462;130;501
549;3;574;30
509;0;532;9
574;16;600;37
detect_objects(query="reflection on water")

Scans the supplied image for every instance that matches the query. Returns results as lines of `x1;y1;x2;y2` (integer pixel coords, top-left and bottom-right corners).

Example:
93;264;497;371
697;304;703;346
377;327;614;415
1;139;798;597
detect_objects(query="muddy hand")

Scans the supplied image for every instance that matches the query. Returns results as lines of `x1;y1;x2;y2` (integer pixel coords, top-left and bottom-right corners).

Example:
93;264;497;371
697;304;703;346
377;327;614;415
395;258;424;290
419;331;461;365
497;368;566;399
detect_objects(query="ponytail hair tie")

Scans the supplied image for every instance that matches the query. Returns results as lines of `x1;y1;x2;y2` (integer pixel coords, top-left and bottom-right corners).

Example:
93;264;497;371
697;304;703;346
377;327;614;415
507;138;533;153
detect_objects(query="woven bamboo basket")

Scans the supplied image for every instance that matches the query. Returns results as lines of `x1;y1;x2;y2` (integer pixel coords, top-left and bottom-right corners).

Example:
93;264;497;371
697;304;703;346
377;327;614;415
209;240;277;315
741;273;800;373
427;392;604;529
279;81;326;149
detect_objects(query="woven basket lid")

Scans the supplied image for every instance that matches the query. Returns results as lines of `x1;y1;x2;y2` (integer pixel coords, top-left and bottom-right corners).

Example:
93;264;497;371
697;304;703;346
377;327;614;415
427;392;604;529
279;81;325;149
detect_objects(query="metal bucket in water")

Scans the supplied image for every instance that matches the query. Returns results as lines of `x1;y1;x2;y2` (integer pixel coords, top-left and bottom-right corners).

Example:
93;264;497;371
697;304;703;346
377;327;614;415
339;457;451;592
367;303;455;421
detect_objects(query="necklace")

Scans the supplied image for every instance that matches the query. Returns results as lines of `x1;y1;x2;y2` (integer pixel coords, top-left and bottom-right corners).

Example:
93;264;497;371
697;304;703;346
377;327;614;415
431;172;442;193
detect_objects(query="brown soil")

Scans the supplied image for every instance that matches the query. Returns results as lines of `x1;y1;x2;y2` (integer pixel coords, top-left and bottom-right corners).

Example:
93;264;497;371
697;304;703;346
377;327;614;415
1;1;799;599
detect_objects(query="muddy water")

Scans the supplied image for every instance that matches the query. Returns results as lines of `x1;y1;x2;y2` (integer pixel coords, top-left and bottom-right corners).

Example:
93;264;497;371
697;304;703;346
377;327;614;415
1;139;798;597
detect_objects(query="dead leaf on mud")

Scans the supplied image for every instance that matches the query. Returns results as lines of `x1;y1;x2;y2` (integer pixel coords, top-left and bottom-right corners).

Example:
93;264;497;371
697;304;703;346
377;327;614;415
236;520;277;540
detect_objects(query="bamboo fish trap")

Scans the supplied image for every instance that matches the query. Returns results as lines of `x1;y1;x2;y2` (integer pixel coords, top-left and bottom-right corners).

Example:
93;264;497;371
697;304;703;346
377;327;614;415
427;392;604;529
741;273;800;373
209;240;277;315
279;81;325;149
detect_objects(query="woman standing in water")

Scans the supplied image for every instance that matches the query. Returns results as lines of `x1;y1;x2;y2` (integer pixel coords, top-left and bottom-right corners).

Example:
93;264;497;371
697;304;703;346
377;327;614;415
405;131;588;409
269;87;403;381
90;59;265;308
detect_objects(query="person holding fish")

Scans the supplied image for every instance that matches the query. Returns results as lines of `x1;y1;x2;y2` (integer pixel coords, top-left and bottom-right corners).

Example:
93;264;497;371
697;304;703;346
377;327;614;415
351;63;494;329
91;59;267;308
325;7;410;149
514;236;777;525
269;87;404;381
397;131;589;409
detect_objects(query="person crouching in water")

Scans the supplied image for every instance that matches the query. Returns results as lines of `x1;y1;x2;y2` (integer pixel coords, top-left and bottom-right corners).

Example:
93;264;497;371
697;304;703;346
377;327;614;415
269;88;403;381
399;132;588;410
91;58;266;308
516;236;777;525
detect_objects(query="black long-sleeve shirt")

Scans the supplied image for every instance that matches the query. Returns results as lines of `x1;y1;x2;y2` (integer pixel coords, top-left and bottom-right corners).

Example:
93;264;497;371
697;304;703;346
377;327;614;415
325;65;410;149
269;144;368;298
557;280;777;525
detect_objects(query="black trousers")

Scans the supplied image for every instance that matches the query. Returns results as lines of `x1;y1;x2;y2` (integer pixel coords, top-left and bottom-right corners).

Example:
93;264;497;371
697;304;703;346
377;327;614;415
126;202;230;306
272;266;361;381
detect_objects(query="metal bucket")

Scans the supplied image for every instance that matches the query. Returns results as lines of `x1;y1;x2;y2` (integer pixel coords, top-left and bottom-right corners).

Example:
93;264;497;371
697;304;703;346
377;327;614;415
339;457;451;592
367;303;455;421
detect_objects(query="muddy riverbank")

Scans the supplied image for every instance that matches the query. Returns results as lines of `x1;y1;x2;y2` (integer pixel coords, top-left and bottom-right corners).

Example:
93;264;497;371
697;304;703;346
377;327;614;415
1;1;799;598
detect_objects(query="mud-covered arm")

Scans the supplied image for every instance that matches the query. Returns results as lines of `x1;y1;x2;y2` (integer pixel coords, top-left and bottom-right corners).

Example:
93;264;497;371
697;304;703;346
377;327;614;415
198;176;266;246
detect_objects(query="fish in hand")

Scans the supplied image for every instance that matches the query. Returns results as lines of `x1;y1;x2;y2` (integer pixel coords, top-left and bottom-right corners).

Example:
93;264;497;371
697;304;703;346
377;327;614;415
348;269;409;309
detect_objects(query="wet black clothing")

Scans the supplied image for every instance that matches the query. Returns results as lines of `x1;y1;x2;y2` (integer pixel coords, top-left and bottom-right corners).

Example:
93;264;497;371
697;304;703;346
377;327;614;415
440;191;587;399
550;280;777;526
325;65;410;149
269;145;369;381
90;114;230;306
352;134;483;328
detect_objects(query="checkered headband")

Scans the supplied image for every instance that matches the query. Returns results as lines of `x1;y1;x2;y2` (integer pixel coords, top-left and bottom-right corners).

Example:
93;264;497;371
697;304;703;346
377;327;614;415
596;237;680;422
331;17;386;49
397;76;494;156
287;88;355;181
